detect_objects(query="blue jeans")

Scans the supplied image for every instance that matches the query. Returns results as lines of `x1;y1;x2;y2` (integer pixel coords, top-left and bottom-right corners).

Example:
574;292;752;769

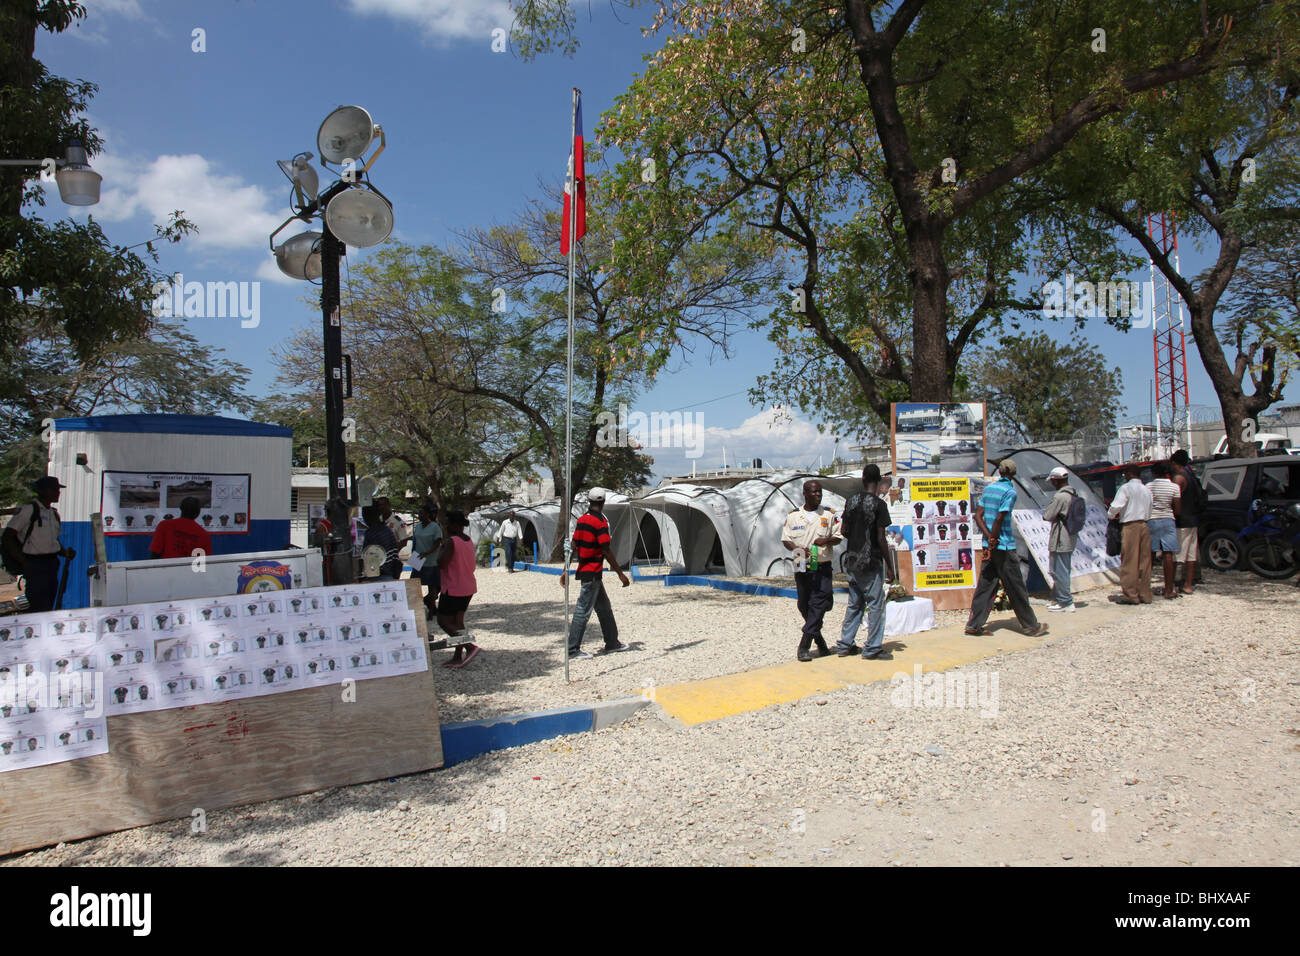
838;563;886;655
504;538;517;570
568;576;619;652
1049;550;1073;607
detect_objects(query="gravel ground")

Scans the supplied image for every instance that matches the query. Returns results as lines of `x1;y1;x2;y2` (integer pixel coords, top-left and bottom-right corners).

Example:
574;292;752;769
6;570;1297;866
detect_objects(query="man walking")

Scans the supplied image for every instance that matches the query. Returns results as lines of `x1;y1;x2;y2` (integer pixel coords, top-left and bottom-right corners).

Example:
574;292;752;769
1041;467;1081;613
966;461;1047;637
496;511;523;572
836;465;895;660
781;479;842;661
559;488;631;659
1170;450;1202;594
1108;463;1154;604
1147;462;1182;599
2;477;74;612
411;503;443;621
149;497;212;559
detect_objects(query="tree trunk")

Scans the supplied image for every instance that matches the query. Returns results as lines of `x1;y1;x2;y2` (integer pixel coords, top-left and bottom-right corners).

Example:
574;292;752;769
909;227;954;401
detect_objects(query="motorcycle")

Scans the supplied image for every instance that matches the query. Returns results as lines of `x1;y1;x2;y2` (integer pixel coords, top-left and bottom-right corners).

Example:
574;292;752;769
1237;500;1300;580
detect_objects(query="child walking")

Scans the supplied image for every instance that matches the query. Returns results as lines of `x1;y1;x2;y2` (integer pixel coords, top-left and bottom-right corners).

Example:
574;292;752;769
435;510;480;667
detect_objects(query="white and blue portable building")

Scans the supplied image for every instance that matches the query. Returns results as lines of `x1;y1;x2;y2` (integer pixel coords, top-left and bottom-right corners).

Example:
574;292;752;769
46;414;293;608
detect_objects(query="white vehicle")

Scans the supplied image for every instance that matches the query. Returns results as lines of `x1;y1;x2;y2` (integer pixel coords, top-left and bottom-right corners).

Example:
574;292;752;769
1212;432;1292;457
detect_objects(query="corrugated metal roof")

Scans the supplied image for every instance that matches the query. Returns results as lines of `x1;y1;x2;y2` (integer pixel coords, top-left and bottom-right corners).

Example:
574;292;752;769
53;414;291;437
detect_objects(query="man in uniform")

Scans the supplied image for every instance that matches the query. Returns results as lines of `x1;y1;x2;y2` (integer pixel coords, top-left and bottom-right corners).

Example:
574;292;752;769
781;479;842;662
3;477;75;612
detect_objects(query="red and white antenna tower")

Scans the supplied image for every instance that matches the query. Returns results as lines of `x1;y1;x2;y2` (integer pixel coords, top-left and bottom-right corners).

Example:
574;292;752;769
1147;213;1192;455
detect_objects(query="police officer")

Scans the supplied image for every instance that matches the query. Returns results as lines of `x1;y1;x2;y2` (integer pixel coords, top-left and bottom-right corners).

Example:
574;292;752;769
3;477;75;611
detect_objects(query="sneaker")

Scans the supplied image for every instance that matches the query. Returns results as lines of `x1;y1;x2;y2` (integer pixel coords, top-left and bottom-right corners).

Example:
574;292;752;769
836;644;860;657
1058;603;1076;613
1044;603;1066;611
569;650;594;660
862;649;893;661
603;642;632;653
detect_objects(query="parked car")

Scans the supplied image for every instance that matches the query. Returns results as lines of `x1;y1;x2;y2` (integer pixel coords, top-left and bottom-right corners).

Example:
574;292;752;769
1211;432;1292;457
1197;457;1300;570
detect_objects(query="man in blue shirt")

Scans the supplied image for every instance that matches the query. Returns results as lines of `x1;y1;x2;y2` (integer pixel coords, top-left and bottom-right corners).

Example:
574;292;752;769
965;461;1047;637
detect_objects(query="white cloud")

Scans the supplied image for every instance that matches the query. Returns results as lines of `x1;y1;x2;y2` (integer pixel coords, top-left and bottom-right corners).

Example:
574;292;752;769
87;0;145;16
344;0;515;42
88;152;284;252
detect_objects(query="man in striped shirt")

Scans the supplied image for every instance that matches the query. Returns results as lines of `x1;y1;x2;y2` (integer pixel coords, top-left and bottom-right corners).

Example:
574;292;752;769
559;487;631;659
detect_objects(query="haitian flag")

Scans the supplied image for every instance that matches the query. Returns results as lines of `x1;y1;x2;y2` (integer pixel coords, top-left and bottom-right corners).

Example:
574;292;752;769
561;93;586;255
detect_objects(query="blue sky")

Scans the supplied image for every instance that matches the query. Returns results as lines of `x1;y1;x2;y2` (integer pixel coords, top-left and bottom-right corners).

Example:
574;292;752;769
37;1;1296;480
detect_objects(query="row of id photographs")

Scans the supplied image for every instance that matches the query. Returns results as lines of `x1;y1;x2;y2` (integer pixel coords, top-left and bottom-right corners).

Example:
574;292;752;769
0;582;428;774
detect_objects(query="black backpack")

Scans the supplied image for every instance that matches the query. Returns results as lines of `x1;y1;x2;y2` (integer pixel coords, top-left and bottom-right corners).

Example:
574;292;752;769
2;502;41;577
1064;492;1087;536
1181;466;1207;515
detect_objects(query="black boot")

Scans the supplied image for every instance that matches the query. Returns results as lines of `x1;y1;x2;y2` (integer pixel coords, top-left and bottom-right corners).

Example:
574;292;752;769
797;638;813;662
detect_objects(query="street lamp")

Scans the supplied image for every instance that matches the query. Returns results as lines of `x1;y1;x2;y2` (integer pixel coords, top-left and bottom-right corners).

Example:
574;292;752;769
268;105;394;511
0;139;102;205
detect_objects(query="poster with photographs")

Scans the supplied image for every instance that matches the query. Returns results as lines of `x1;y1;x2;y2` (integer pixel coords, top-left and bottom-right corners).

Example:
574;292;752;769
0;582;426;772
1013;505;1121;584
904;476;979;591
101;471;251;535
892;403;987;474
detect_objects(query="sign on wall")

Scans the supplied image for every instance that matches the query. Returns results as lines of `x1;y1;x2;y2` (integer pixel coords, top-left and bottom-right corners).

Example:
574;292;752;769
101;471;251;535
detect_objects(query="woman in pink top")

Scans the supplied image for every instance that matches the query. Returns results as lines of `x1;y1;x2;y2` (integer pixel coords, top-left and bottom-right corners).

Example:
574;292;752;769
435;510;480;667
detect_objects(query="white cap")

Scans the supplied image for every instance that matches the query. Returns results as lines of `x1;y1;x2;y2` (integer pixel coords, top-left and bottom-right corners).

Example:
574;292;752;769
588;487;608;502
1049;466;1070;479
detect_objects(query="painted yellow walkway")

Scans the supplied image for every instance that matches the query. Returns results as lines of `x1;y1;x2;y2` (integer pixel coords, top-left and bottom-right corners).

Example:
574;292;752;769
644;600;1128;726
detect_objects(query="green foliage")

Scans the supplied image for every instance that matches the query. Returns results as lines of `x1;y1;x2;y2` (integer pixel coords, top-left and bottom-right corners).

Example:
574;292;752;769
963;332;1123;444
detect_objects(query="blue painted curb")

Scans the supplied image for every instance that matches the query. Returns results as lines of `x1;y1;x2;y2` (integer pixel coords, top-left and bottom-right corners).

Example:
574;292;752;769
438;697;649;767
663;575;849;599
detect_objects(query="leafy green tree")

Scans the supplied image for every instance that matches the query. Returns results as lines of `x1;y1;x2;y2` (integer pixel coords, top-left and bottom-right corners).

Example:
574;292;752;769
963;332;1123;444
1;1;192;359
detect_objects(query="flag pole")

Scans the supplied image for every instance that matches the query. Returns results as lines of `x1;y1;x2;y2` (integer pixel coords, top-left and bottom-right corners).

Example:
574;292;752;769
563;87;579;684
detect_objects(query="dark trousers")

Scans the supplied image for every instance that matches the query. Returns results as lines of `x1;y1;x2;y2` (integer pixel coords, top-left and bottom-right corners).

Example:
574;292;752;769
418;565;441;617
504;538;518;571
967;549;1038;631
794;565;834;648
24;555;60;612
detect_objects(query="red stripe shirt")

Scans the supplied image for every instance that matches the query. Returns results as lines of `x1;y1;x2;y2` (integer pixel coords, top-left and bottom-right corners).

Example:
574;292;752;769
572;511;611;578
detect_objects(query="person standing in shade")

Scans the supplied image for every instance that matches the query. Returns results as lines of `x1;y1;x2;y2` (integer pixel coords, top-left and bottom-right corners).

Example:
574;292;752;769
1146;462;1183;599
781;480;842;661
149;497;212;559
2;477;74;613
559;488;631;659
1108;462;1154;604
1170;450;1203;594
411;503;443;621
836;465;895;660
1041;467;1080;613
436;510;480;667
496;512;523;572
360;504;402;581
966;461;1047;637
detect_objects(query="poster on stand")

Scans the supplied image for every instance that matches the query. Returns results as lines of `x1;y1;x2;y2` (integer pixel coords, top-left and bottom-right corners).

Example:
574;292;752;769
905;476;980;591
101;471;251;535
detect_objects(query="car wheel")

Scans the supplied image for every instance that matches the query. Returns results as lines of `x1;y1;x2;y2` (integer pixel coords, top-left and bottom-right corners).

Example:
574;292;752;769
1202;529;1243;571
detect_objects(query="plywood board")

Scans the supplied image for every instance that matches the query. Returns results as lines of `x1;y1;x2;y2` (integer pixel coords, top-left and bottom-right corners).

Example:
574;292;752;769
0;579;440;857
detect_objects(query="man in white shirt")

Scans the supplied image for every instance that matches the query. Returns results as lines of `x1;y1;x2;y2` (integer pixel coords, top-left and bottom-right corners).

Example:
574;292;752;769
495;512;523;572
781;480;841;662
1107;463;1154;604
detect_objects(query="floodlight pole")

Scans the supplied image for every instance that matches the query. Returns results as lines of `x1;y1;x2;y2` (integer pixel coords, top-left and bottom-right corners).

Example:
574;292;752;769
320;222;348;503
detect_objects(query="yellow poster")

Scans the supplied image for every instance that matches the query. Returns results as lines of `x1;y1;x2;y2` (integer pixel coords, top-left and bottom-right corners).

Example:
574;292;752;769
909;477;970;502
915;569;976;589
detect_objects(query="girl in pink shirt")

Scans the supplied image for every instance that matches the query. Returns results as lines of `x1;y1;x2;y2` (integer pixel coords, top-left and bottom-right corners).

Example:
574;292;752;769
435;510;479;667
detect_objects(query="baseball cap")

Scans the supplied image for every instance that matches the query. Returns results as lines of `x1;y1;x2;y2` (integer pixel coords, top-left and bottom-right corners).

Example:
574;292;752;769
1049;467;1070;479
588;487;608;502
31;476;66;492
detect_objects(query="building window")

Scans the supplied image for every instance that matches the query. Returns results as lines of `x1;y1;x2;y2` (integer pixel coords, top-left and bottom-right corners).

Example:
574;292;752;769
290;489;299;513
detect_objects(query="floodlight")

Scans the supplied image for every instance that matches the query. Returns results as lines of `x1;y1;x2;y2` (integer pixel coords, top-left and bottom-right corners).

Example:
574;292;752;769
277;151;319;204
324;185;393;247
55;140;101;206
317;106;377;165
274;230;323;280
